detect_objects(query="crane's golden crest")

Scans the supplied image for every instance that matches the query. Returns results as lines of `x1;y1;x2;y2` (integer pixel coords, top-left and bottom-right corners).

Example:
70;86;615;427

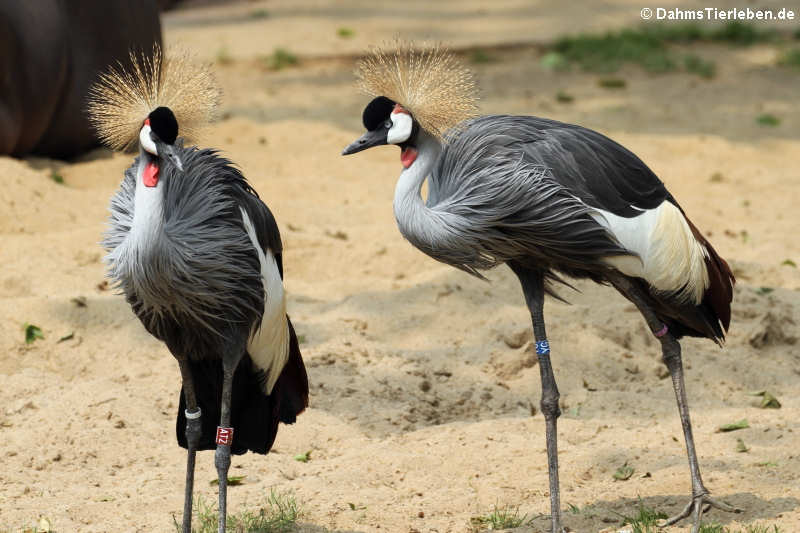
355;40;478;140
88;45;221;151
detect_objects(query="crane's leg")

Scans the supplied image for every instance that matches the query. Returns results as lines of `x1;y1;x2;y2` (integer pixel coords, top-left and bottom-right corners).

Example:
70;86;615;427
609;276;741;533
216;352;243;533
177;357;202;533
510;265;564;533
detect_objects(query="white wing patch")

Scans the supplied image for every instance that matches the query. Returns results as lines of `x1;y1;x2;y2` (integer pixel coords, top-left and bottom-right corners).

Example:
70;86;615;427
591;201;710;303
240;208;289;394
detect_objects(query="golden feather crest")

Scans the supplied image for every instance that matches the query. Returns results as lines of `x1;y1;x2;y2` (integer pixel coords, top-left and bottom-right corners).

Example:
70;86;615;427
87;45;221;151
355;40;478;140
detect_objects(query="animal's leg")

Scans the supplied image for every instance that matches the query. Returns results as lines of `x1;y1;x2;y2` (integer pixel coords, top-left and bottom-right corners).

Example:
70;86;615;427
216;352;243;533
609;276;741;533
511;265;564;533
177;357;202;533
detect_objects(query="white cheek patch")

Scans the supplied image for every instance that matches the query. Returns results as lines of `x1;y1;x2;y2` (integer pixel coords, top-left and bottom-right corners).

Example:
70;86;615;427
387;111;413;144
139;125;158;155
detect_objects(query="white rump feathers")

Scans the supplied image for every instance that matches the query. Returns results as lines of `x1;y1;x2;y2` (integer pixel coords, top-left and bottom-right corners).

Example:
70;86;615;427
592;201;710;303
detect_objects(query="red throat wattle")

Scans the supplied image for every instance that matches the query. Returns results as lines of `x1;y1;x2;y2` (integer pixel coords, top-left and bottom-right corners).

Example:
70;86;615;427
401;147;418;169
143;161;159;187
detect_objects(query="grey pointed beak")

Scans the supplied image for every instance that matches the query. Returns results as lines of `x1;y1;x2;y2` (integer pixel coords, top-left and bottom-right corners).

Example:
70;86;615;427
342;128;389;155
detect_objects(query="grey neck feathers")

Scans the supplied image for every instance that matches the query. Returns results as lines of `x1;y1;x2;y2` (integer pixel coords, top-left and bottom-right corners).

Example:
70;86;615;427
393;130;446;249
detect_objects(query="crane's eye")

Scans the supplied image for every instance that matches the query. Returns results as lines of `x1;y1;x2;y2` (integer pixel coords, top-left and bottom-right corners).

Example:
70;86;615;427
384;119;392;129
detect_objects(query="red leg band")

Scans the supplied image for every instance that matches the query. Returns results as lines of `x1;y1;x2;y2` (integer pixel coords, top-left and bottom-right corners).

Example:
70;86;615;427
216;426;234;446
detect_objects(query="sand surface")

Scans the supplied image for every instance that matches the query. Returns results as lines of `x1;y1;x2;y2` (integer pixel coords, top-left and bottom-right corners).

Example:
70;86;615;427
1;2;799;532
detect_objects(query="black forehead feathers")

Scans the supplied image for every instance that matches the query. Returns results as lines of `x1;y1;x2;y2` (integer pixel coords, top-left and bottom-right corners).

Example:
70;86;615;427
148;106;179;145
362;96;395;131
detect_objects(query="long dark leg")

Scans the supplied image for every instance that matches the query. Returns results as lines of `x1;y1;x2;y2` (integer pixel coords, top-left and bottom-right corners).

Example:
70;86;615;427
511;265;563;533
609;276;741;533
216;352;243;533
177;357;202;533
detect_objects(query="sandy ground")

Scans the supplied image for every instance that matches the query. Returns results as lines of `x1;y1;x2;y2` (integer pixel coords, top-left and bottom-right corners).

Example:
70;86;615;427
2;2;800;532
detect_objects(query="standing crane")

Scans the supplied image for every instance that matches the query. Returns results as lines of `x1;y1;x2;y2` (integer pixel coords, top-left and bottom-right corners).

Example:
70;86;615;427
342;42;739;533
88;47;308;533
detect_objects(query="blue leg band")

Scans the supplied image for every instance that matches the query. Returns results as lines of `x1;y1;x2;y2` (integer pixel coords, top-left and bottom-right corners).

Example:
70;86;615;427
536;340;550;355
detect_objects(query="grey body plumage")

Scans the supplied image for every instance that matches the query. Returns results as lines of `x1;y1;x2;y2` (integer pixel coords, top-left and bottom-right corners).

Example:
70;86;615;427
412;116;635;282
104;143;264;342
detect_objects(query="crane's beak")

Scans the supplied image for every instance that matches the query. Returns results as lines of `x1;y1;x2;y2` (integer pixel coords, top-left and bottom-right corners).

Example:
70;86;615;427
342;128;388;155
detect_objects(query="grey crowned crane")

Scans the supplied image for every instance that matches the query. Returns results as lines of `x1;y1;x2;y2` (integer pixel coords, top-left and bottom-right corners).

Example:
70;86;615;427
342;42;738;533
88;48;308;533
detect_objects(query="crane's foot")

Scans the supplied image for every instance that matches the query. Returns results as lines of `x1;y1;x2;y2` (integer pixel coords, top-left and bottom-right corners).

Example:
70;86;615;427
660;492;742;533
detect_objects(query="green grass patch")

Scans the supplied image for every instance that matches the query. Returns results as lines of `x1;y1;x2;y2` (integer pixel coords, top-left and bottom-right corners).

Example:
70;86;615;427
469;49;496;64
700;525;783;533
551;22;777;75
555;90;574;103
756;113;780;127
554;29;675;73
216;47;233;66
598;77;627;89
50;171;64;184
23;323;44;344
618;500;668;533
777;48;800;69
337;27;354;38
469;504;531;531
249;9;269;19
684;54;716;78
262;48;299;71
180;490;300;533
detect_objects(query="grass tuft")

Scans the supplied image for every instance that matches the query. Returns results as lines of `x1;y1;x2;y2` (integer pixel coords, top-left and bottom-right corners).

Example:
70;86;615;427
618;500;667;533
216;47;233;66
777;48;800;69
262;48;299;71
337;27;355;38
469;49;496;64
470;504;531;531
179;489;300;533
551;22;776;75
756;114;780;127
684;54;716;78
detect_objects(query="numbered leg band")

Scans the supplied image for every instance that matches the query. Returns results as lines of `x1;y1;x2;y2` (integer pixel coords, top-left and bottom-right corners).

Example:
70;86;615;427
216;426;234;446
535;340;550;355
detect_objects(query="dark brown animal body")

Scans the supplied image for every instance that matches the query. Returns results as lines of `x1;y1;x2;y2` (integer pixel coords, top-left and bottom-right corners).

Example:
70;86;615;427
0;0;161;158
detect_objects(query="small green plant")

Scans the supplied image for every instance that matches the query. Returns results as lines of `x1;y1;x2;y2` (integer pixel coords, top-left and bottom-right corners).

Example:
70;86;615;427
470;504;530;530
781;259;797;268
216;47;233;66
249;9;269;19
180;490;300;533
337;27;354;38
618;501;667;533
684;54;716;78
749;390;781;409
718;419;749;432
23;323;44;344
50;171;64;184
699;524;726;533
293;450;311;463
598;77;626;88
777;48;800;69
470;49;495;64
756;113;780;127
613;462;634;480
209;475;245;486
555;90;574;103
263;48;298;71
